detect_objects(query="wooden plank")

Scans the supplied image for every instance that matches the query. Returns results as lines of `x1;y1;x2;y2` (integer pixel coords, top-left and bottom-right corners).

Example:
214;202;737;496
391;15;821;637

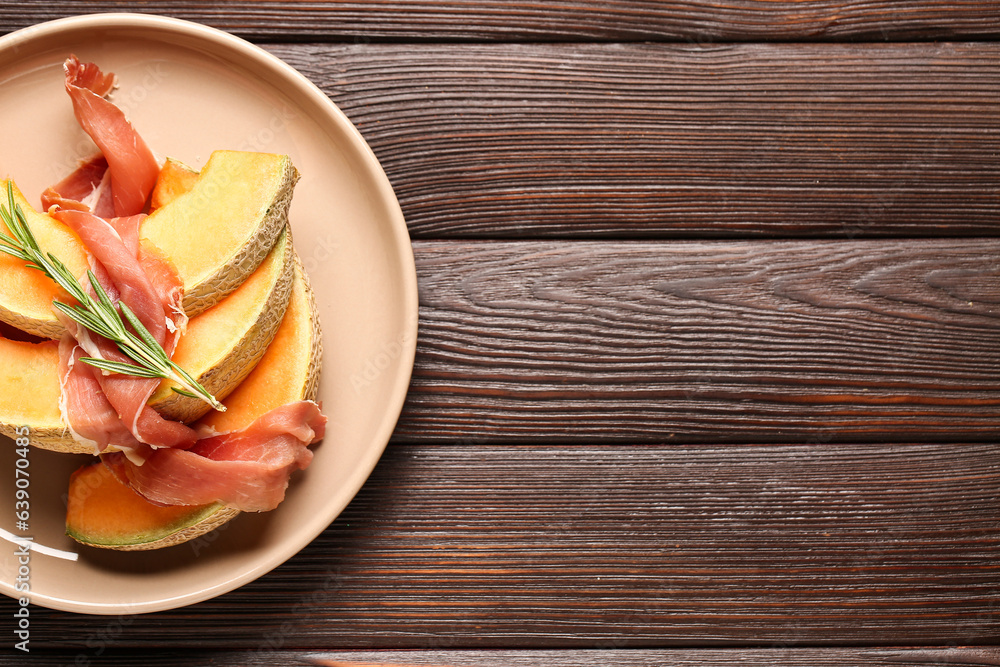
1;647;999;666
309;648;1000;666
0;40;995;238
395;239;1000;443
266;42;1000;238
11;443;1000;648
1;1;999;42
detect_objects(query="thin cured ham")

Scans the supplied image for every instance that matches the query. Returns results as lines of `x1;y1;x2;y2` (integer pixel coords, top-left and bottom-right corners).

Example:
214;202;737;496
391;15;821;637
49;62;197;454
58;336;149;452
46;55;159;217
40;154;115;218
104;401;325;511
54;208;197;453
55;210;183;346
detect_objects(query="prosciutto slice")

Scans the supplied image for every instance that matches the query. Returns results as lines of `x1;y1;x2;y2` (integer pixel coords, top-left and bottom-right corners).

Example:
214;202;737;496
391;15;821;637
40;154;115;218
54;208;196;452
55;55;159;217
58;336;147;452
47;56;196;455
55;210;182;345
105;401;326;511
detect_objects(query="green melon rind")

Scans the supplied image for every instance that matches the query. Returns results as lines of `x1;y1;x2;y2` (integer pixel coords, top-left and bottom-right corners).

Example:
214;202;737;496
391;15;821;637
296;253;324;404
66;503;240;551
0;422;71;453
0;304;64;341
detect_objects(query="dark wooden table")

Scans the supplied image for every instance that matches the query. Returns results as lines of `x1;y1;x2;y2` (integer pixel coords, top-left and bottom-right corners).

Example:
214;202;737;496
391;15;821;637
2;2;999;665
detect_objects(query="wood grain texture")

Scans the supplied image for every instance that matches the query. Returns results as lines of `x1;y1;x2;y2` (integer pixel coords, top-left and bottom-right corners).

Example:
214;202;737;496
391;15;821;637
310;648;1000;667
394;239;1000;443
1;1;999;42
2;4;998;662
11;443;1000;648
2;647;1000;667
265;42;1000;238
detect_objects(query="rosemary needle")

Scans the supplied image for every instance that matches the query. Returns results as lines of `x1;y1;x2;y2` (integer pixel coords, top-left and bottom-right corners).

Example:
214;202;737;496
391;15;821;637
0;181;225;412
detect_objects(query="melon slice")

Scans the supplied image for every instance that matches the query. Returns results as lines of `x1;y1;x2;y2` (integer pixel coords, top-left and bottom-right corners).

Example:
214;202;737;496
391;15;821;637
65;463;239;551
65;259;322;550
0;181;89;340
0;226;294;453
0;150;298;338
199;256;323;433
151;226;294;423
142;150;299;315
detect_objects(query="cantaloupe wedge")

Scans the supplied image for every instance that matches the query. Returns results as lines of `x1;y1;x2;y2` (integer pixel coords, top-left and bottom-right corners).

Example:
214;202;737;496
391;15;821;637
0;225;294;453
0;150;297;338
0;181;89;340
151;226;294;423
65;259;322;550
142;150;298;315
65;463;238;551
199;256;323;432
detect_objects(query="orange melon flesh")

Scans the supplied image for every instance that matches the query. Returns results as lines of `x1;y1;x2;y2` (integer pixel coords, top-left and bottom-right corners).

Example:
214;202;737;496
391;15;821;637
149;158;200;212
169;230;287;384
65;462;228;550
199;259;320;433
0;181;89;339
0;337;64;448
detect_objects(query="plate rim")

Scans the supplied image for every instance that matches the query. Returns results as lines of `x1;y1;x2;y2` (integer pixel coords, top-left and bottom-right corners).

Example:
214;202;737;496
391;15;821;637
0;12;418;614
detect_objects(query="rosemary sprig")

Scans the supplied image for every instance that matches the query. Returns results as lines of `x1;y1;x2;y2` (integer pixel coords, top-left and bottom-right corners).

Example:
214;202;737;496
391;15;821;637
0;181;225;412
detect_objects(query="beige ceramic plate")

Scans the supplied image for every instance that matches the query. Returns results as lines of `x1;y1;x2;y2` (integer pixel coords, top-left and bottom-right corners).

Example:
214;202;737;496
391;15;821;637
0;14;417;614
